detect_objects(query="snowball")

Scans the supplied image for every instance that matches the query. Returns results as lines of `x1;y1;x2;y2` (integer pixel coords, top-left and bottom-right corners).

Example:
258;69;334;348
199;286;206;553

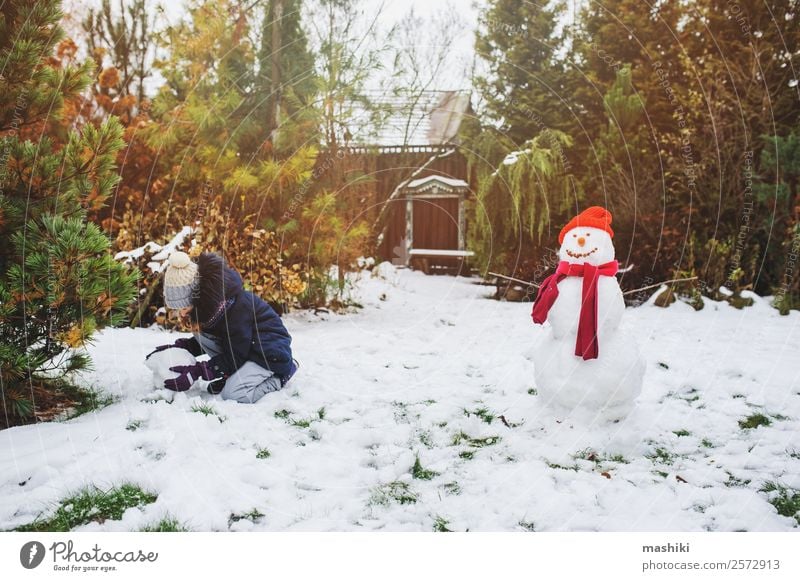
144;347;197;389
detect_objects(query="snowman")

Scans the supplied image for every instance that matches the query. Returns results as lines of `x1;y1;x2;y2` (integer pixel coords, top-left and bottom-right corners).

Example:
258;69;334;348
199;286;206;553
531;206;644;422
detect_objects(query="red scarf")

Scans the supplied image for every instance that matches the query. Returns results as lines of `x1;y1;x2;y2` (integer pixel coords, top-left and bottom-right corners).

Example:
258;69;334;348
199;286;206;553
531;260;619;360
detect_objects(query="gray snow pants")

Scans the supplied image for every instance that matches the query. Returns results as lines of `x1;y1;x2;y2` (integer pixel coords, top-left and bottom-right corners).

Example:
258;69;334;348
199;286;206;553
194;332;283;403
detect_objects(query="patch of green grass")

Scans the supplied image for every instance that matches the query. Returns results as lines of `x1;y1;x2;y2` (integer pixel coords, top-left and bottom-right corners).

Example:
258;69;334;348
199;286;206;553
653;470;669;479
464;407;495;424
760;482;800;525
527;388;538;396
452;431;501;447
228;509;265;527
658;362;670;369
452;432;500;460
369;482;418;506
192;403;217;416
411;456;439;480
469;436;501;447
739;413;772;430
732;394;746;399
572;449;600;463
664;388;701;404
255;447;271;459
646;447;676;465
683;388;700;403
452;431;470;445
724;472;751;488
442;482;461;496
518;520;536;532
788;448;800;460
418;430;434;448
16;483;157;532
701;438;716;448
126;419;144;432
191;402;225;422
546;461;580;472
433;516;452;532
140;516;189;532
572;449;629;465
274;409;316;429
666;387;700;403
673;429;691;437
391;400;436;423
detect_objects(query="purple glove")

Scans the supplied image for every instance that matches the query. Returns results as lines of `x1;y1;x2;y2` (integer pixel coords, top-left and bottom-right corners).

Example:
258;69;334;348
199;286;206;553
146;337;200;360
163;361;220;392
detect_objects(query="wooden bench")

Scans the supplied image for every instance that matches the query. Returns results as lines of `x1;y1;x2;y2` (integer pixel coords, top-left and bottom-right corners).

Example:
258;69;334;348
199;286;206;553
408;249;475;274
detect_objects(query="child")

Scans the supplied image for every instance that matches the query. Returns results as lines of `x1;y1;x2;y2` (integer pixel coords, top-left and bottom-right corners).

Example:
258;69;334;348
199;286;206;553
146;251;297;403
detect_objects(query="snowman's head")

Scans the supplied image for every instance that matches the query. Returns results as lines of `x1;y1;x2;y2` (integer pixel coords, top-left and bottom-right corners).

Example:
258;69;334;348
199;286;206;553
557;206;615;266
559;226;615;266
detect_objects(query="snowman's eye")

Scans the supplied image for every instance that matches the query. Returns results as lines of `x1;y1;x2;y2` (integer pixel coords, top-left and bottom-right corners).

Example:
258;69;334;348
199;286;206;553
573;234;577;238
586;232;590;236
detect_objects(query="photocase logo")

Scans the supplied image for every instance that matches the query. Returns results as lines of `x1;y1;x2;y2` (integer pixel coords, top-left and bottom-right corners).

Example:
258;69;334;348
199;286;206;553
19;541;46;569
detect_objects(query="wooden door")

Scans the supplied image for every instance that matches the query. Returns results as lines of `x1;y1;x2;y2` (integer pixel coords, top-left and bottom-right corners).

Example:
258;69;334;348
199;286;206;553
412;197;459;250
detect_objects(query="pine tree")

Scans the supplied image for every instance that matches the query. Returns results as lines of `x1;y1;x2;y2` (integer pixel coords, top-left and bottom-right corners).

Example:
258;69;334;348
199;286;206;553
676;0;800;296
593;64;649;224
474;0;572;145
0;2;93;136
249;0;318;156
0;0;136;424
145;0;319;223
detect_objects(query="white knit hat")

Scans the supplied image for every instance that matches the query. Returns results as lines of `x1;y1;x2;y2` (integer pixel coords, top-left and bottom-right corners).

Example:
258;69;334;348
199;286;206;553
163;251;199;309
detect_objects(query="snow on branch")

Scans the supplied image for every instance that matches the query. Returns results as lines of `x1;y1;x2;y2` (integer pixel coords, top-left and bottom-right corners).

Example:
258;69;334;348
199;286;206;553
114;226;194;272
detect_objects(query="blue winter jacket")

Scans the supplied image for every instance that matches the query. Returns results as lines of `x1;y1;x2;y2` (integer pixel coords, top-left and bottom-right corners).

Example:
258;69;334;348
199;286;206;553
186;253;293;379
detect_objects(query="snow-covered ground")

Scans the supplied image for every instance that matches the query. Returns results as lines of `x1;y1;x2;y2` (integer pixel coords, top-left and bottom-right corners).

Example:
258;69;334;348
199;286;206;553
2;266;799;531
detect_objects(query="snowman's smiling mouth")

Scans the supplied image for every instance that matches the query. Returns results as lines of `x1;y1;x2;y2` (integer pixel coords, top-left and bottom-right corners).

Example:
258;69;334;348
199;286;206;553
566;247;598;259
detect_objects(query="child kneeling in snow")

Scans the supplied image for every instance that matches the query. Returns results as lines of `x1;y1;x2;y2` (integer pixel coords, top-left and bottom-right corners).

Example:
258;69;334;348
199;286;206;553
146;251;297;403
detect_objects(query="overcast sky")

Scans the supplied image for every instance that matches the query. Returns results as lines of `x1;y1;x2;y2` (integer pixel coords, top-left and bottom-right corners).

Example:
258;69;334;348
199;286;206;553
62;0;483;92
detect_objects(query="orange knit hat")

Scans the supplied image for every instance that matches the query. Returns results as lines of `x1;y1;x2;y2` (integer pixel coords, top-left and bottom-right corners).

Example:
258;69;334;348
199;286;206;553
559;206;614;244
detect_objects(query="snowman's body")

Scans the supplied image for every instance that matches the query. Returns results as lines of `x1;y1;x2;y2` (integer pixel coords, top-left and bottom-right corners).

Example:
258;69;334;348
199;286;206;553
532;226;644;421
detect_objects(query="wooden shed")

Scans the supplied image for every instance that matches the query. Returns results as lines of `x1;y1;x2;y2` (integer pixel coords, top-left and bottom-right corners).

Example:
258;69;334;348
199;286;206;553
317;90;476;273
397;175;474;273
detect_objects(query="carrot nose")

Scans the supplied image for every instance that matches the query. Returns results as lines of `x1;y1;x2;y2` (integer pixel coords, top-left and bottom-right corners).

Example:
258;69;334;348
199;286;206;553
577;237;586;247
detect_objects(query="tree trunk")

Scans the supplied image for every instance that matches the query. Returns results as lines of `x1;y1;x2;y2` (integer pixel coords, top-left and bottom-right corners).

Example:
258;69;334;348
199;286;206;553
269;0;283;142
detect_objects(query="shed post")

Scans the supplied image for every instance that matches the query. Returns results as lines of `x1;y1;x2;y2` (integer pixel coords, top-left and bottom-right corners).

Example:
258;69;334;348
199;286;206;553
458;192;466;251
405;196;414;266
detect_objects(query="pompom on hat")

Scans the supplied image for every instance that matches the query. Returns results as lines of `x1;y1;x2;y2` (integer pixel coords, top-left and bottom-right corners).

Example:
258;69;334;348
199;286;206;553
559;206;614;244
163;251;199;309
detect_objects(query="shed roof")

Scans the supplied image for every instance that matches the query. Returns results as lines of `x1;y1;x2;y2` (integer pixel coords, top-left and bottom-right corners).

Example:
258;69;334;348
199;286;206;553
349;90;471;147
405;174;469;194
